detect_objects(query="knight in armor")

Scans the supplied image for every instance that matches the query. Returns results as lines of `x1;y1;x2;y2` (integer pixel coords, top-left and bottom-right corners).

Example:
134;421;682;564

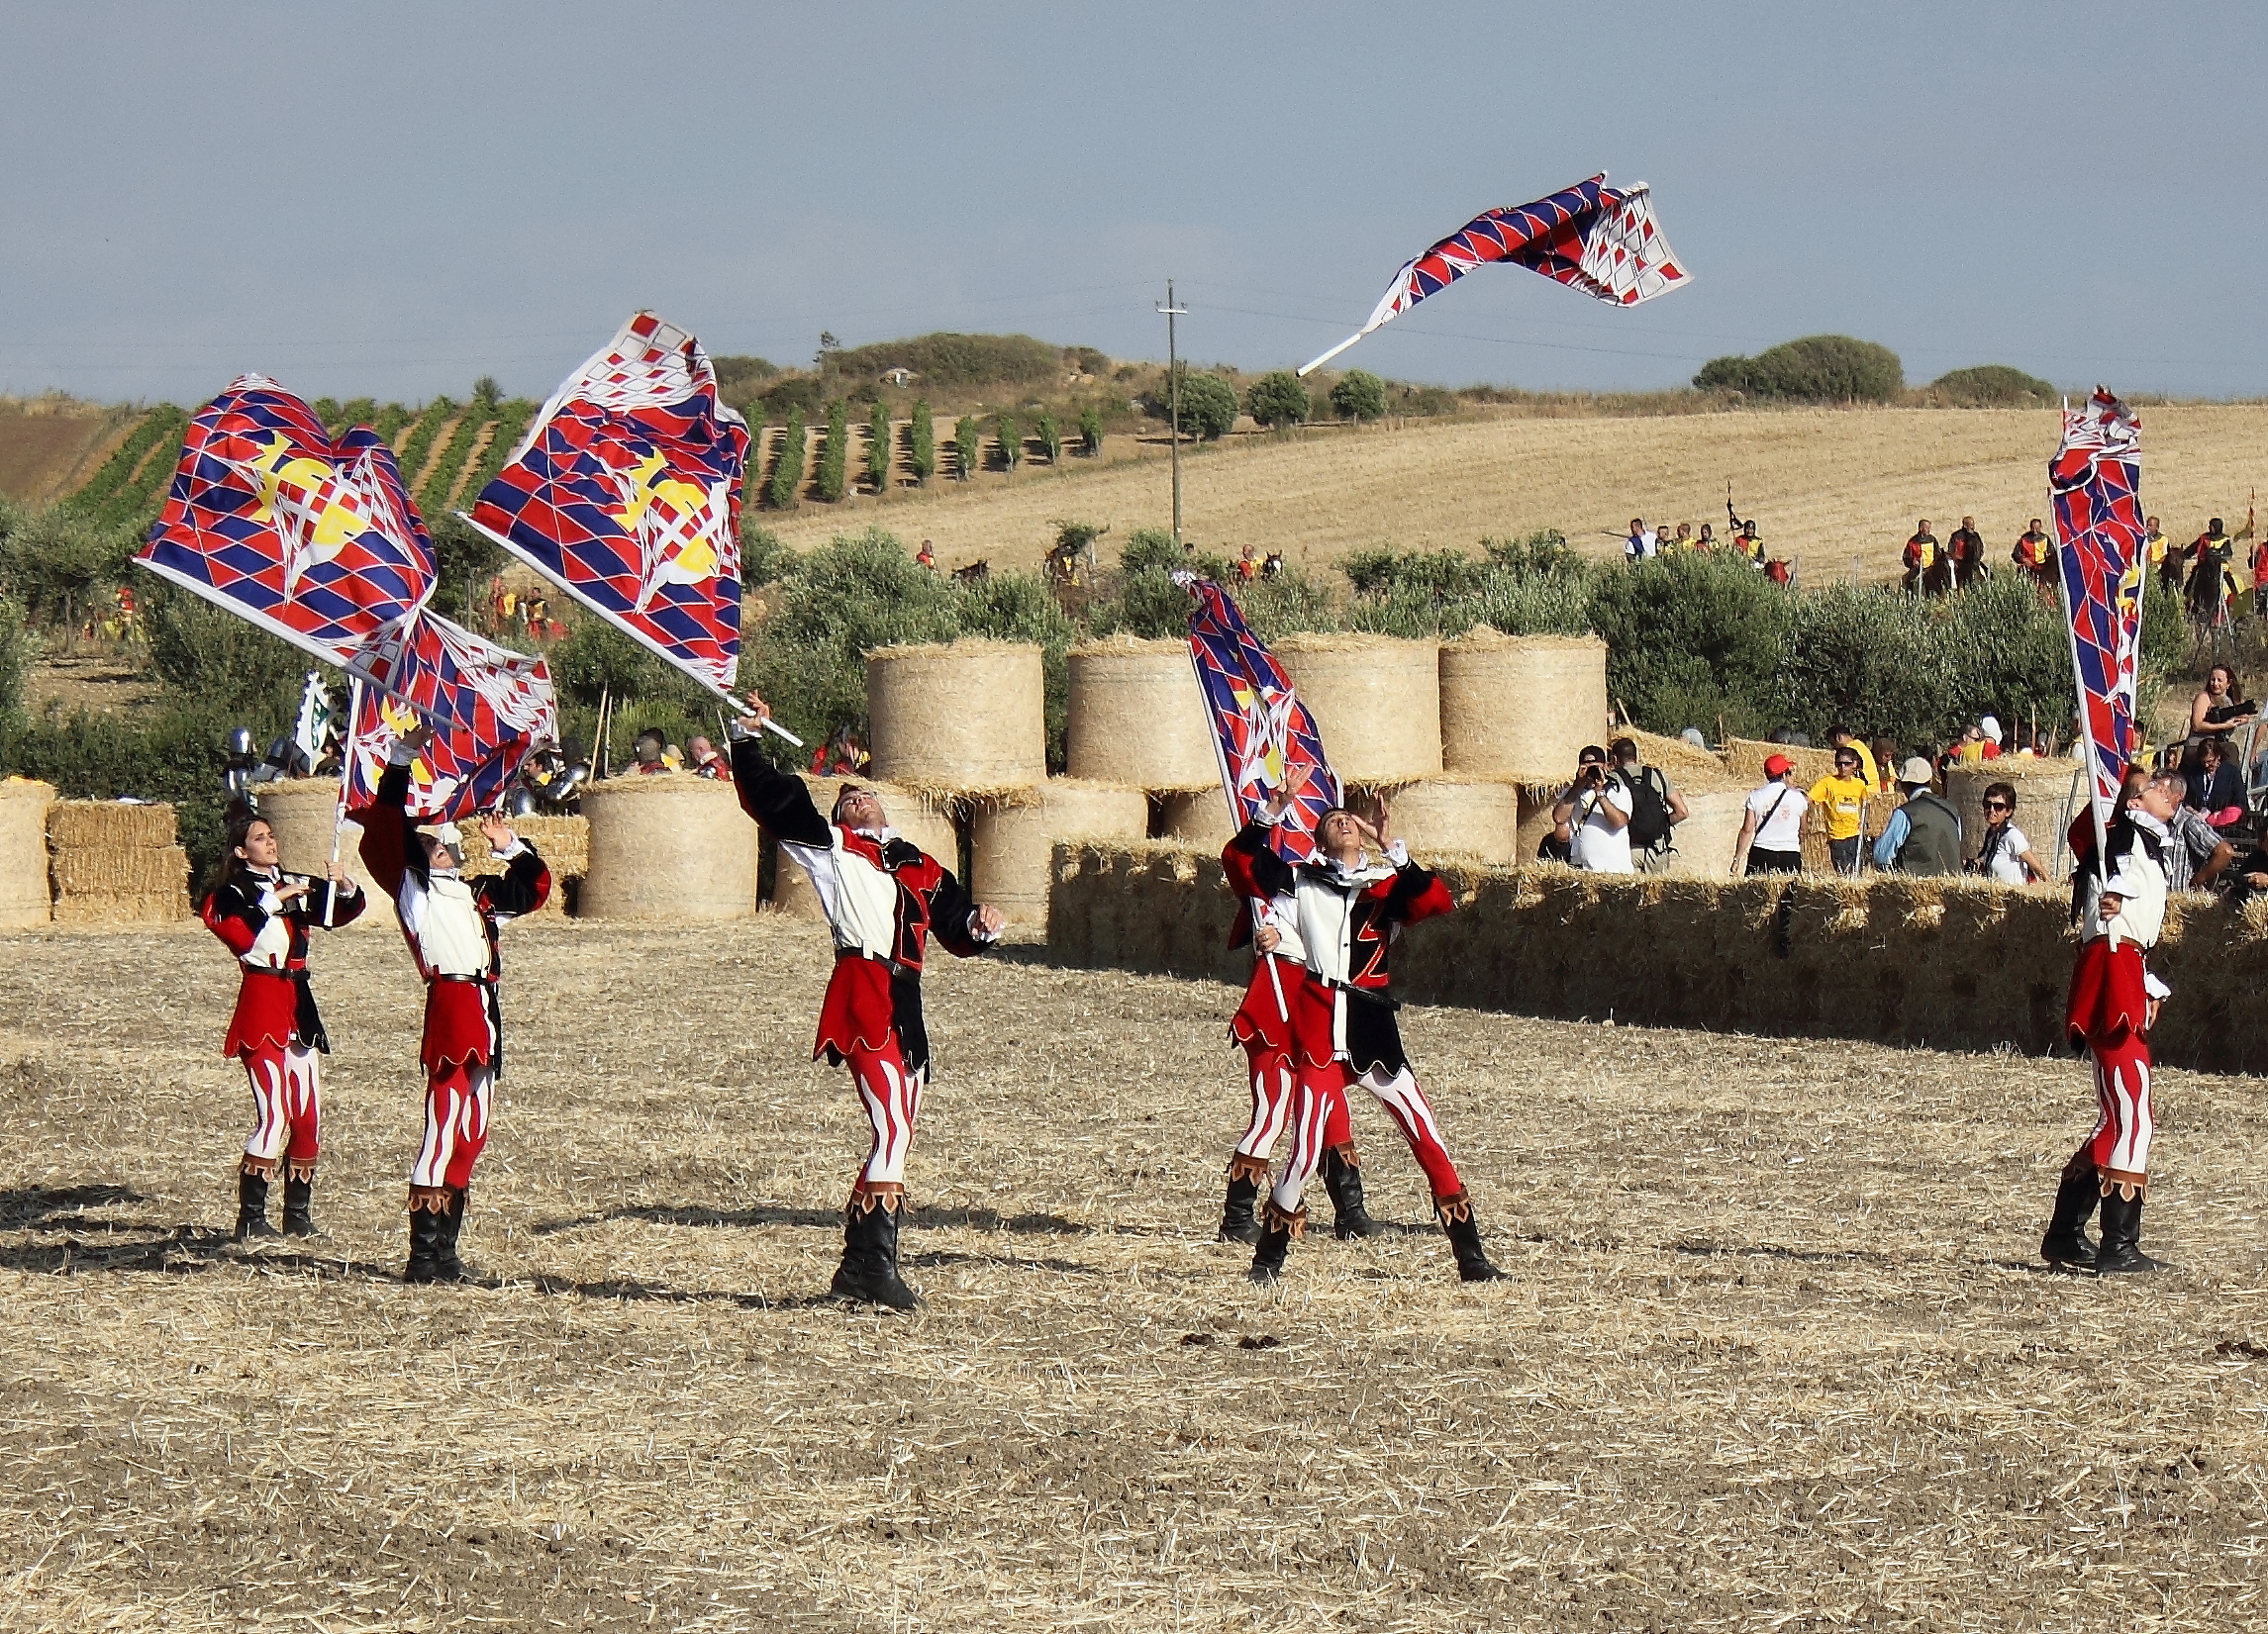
199;802;364;1241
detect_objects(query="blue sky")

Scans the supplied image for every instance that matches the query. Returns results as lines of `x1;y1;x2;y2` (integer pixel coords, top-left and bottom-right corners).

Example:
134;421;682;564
3;2;2261;405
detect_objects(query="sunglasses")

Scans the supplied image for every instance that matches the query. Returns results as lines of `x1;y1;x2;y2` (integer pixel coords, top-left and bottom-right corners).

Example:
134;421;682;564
1983;800;2011;811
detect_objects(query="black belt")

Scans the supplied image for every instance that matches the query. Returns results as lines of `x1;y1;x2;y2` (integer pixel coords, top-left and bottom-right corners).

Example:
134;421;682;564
837;948;919;980
1324;978;1400;1011
432;973;494;986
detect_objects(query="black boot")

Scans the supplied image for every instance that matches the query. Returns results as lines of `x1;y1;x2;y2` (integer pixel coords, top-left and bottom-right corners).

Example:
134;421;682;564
1321;1143;1387;1239
2039;1151;2100;1269
831;1194;921;1310
435;1187;471;1281
234;1168;279;1242
1248;1202;1302;1284
403;1195;449;1285
1435;1192;1506;1283
1218;1158;1265;1243
280;1171;321;1238
2096;1188;2163;1274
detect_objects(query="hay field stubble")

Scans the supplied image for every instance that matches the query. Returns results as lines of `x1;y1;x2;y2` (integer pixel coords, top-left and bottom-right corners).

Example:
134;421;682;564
1;916;2265;1631
760;404;2268;585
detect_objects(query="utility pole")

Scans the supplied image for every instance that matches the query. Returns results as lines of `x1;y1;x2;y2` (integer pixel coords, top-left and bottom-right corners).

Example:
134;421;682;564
1157;281;1187;549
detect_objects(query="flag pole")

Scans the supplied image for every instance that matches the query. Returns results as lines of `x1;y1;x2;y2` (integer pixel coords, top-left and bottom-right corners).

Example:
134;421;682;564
324;676;362;928
1296;332;1365;379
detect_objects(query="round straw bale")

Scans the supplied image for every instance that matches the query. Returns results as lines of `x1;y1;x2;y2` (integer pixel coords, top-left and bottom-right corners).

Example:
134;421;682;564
1439;629;1608;785
1064;636;1217;789
1359;778;1520;864
0;780;54;926
1272;632;1441;784
1943;757;2083;871
768;777;962;921
1159;788;1236;847
970;780;1148;925
1724;736;1836;790
866;639;1046;794
252;778;386;913
580;775;760;921
1660;789;1751;879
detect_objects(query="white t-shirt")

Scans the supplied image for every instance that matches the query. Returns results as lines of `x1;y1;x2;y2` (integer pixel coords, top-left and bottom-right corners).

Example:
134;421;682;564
1976;821;2032;885
1572;780;1635;873
1745;781;1805;853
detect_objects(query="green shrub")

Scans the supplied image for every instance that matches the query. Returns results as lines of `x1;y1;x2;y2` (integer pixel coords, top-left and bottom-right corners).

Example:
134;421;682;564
428;514;505;615
1694;336;1904;403
818;334;1057;391
954;415;980;481
865;399;892;492
998;414;1022;473
144;581;310;717
1588;552;1792;736
740;522;793;588
1164;369;1238;440
372;403;411;443
1079;404;1103;456
766;408;807;509
1036;413;1060;464
0;505;144;627
337;398;377;433
0;597;29;722
548;620;713;711
1929;364;2060;407
311;398;342;432
1245;371;1312;429
1329;369;1388;422
815;401;849;503
909;401;936;483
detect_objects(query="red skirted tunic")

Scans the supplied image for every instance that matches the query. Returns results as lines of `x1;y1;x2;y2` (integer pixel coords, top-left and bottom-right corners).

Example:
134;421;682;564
199;865;363;1057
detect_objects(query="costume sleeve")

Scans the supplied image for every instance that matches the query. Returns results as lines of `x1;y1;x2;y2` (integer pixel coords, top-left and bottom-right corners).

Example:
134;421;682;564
302;878;365;929
475;839;551;919
1380;855;1453;925
356;752;422;900
1227;819;1296;899
732;734;831;848
199;882;262;957
926;862;995;958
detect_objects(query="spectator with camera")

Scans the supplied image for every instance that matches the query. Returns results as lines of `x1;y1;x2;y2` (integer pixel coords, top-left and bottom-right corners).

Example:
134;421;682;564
1610;736;1686;873
1551;745;1635;873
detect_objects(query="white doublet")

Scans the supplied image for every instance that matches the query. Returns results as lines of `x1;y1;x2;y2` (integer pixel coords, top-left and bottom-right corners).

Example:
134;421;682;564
1292;844;1404;988
399;867;498;979
2083;813;2170;951
783;827;902;960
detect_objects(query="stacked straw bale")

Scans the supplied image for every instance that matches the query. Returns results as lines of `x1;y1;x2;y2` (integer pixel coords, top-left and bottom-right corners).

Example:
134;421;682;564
768;776;960;921
1044;841;1244;985
1272;633;1441;784
1661;789;1749;879
866;639;1045;795
970;780;1147;926
580;775;759;921
1064;637;1216;789
48;801;190;923
458;815;588;916
1159;788;1236;847
1438;629;1609;784
0;780;55;926
1944;757;2082;873
1724;737;1837;789
250;778;385;913
1355;778;1520;864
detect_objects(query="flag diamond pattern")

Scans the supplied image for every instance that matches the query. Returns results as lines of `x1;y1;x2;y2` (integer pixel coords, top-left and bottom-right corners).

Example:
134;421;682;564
1178;573;1339;863
2050;388;2146;853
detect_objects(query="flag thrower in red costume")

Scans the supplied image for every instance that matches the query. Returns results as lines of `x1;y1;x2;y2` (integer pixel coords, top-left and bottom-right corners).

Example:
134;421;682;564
1230;779;1504;1286
729;698;1004;1312
198;802;364;1242
358;722;550;1286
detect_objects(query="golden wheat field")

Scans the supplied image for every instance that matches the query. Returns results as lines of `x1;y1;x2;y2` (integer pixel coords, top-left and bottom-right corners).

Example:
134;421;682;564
763;405;2268;584
1;915;2265;1631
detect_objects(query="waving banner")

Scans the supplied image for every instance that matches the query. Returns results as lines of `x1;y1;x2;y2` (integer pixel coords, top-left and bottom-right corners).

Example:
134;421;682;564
344;612;555;819
137;376;436;672
464;311;749;700
1177;572;1339;862
1299;174;1690;375
2049;388;2146;854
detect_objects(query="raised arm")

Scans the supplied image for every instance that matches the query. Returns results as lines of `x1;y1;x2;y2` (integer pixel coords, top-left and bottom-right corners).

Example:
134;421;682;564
356;744;422;902
473;814;550;919
731;715;831;849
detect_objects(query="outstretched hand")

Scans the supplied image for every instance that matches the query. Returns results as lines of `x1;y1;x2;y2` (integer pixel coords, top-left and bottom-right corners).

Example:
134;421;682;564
477;814;516;853
736;692;772;737
973;905;1006;937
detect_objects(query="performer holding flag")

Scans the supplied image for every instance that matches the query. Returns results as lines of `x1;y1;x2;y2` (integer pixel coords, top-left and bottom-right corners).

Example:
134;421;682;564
729;695;1003;1311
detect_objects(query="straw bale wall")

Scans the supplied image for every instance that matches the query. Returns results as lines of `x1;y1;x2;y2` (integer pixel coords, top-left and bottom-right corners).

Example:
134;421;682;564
0;782;51;928
1438;630;1609;785
866;639;1046;794
1660;788;1748;879
1272;634;1441;784
47;800;190;923
1159;788;1236;847
1043;844;2268;1075
254;778;385;914
1063;638;1216;789
970;780;1147;926
1943;758;2082;872
581;775;760;922
458;815;588;917
767;776;960;921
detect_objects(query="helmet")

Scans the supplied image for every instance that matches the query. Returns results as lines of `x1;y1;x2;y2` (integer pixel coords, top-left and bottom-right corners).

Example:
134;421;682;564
225;726;256;761
505;787;540;817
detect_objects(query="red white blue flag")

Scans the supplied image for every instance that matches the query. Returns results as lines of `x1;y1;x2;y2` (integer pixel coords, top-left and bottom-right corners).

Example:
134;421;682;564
1300;174;1689;375
1177;573;1339;862
465;312;749;699
345;612;555;819
137;375;436;675
2049;388;2145;853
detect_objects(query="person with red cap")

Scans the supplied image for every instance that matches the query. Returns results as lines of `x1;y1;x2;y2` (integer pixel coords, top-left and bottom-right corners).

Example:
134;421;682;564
1731;753;1806;875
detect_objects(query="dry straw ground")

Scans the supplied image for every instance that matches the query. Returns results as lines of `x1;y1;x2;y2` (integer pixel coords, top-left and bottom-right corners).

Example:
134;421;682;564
2;918;2266;1631
760;405;2268;584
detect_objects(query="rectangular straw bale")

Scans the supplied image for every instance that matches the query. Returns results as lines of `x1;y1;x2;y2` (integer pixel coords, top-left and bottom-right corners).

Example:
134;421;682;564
46;800;191;923
46;800;178;852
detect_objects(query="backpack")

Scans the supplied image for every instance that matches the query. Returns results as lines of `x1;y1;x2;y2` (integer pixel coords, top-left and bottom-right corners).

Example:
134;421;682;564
1625;766;1673;851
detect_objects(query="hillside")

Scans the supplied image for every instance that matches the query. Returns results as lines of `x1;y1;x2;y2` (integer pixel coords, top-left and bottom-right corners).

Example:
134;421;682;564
0;397;148;507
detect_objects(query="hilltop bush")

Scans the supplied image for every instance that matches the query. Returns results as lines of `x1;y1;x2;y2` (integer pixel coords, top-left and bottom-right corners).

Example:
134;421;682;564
1079;404;1103;456
1163;370;1239;440
766;408;807;509
909;401;936;483
823;333;1058;392
1929;364;2059;408
997;415;1022;473
954;416;980;481
1036;413;1060;465
1330;369;1387;423
1694;336;1904;404
1246;371;1313;429
815;402;849;503
0;504;143;627
865;399;891;492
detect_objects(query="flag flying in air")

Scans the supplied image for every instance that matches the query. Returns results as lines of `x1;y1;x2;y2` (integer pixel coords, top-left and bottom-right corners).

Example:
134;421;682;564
1176;572;1339;862
464;312;749;700
344;612;556;820
2049;388;2145;854
1298;174;1690;375
136;377;437;675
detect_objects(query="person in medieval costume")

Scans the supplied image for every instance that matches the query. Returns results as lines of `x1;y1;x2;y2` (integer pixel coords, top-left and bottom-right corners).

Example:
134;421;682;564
1230;781;1503;1285
199;800;364;1241
359;723;550;1285
731;699;1004;1310
2040;768;2182;1275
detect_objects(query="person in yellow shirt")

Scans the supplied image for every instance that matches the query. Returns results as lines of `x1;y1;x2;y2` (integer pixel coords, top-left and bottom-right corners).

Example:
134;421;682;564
1807;745;1872;876
1828;725;1876;793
